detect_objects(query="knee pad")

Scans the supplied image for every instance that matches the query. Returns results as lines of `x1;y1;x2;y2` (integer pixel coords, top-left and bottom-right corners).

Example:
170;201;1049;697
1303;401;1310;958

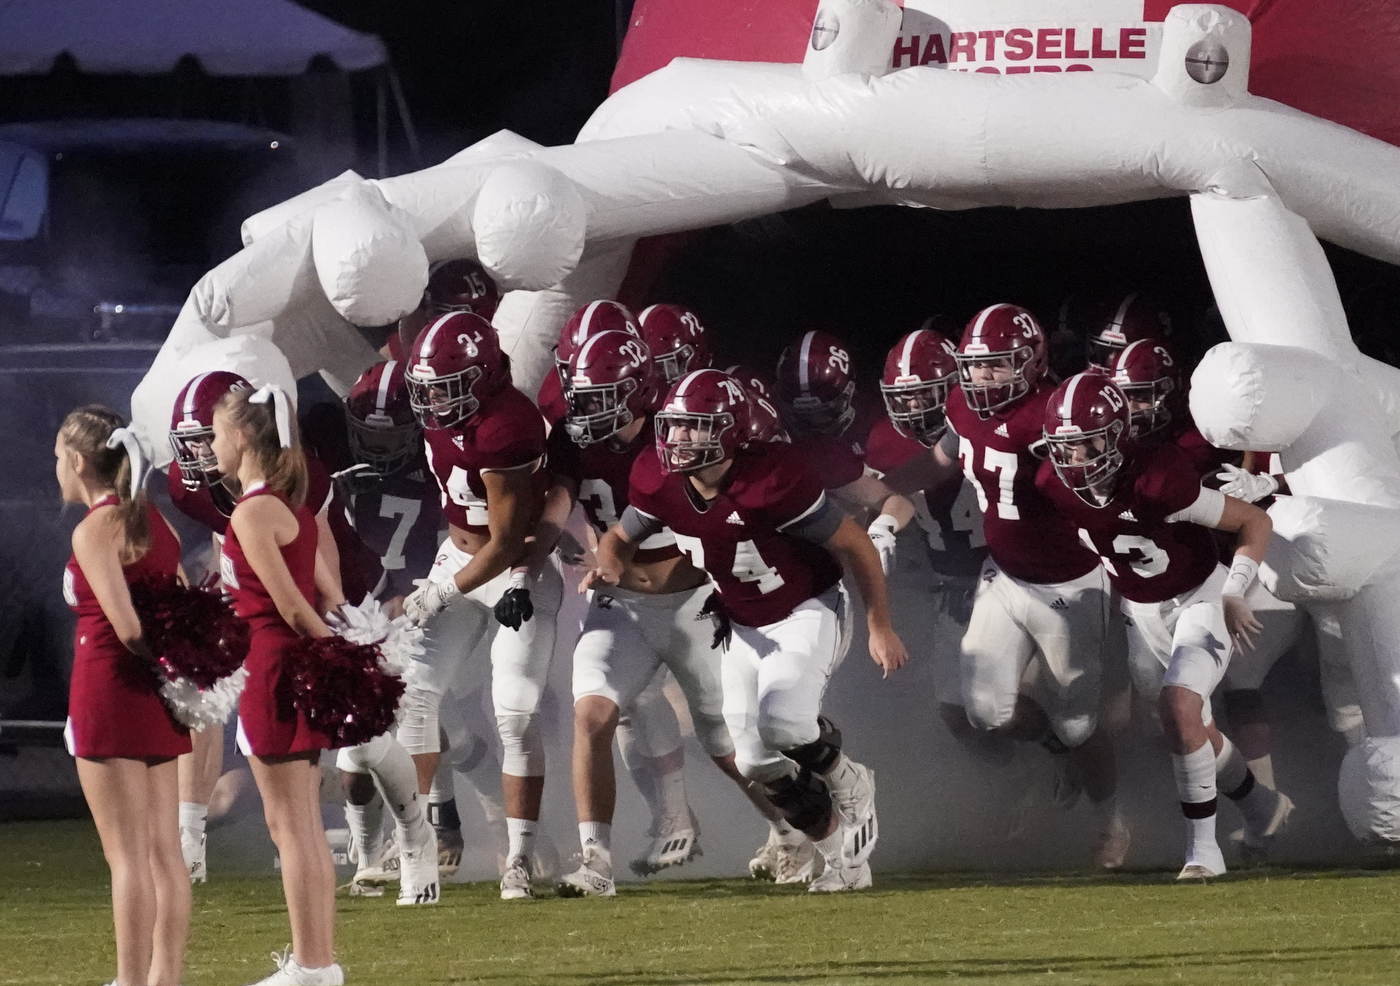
335;732;395;773
396;685;442;756
965;692;1016;734
784;715;842;775
496;713;544;777
764;769;833;833
1050;712;1097;751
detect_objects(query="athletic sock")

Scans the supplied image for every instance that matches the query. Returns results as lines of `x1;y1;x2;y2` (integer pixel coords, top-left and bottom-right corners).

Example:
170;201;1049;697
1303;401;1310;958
579;821;612;862
365;738;425;839
656;766;689;824
1247;754;1276;791
507;817;537;861
179;801;207;835
813;826;845;867
1174;742;1220;864
345;795;385;861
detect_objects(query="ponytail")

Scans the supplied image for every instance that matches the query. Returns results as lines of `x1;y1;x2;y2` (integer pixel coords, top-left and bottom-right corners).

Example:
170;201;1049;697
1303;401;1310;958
217;386;308;507
59;405;151;553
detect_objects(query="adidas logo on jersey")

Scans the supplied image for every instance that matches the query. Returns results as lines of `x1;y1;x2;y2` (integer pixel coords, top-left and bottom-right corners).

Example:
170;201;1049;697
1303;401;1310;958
452;435;465;450
994;424;1010;437
1119;509;1137;522
726;511;744;525
1050;597;1068;610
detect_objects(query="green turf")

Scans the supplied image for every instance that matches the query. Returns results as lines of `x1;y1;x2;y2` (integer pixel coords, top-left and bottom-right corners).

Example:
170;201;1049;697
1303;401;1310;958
6;820;1400;985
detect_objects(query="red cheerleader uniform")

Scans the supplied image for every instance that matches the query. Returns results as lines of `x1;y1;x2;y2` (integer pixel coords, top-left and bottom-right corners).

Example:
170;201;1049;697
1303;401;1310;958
221;482;334;757
64;496;192;759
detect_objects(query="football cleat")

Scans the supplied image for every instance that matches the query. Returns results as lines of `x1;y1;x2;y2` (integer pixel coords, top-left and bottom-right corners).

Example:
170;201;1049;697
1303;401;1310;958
352;830;399;886
749;830;823;884
631;815;701;876
747;829;785;881
1094;813;1131;870
245;948;344;986
1177;841;1226;881
823;757;878;866
1240;789;1295;865
181;825;208;884
397;823;440;906
555;846;617;898
500;854;535;900
436;825;464;878
808;859;872;893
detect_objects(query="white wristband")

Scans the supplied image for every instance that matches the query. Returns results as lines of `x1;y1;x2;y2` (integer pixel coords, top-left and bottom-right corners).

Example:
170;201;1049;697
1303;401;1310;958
1222;556;1259;598
509;566;529;591
870;514;899;534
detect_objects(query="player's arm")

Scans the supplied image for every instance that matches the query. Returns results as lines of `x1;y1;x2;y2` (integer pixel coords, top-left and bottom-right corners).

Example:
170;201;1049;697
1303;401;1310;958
449;463;535;595
231;497;333;639
831;474;915;576
520;472;578;572
883;426;962;495
72;511;150;657
1168;486;1272;649
823;515;908;677
583;507;652;591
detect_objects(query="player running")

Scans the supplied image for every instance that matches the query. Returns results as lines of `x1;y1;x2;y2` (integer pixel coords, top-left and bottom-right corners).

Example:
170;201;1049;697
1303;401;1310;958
591;368;908;892
1039;372;1294;877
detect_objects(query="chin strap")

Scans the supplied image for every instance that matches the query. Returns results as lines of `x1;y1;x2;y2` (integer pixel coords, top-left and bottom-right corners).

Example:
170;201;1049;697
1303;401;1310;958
250;384;293;448
105;427;147;499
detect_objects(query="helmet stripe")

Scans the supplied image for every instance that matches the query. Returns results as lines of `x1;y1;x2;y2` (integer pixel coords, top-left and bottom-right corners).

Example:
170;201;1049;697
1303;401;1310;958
578;300;608;343
638;304;659;324
1060;372;1085;427
674;369;703;398
576;331;609;368
376;361;397;413
970;303;1015;342
183;371;212;421
1116;338;1149;372
899;331;923;378
420;313;457;357
798;331;816;393
1110;293;1139;332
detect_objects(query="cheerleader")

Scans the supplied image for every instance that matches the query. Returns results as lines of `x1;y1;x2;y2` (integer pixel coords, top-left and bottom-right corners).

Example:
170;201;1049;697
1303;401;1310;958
57;406;191;986
210;386;343;986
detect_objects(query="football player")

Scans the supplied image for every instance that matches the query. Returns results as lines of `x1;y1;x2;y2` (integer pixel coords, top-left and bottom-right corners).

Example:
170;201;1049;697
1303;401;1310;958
911;304;1128;867
1084;292;1173;372
539;300;642;426
638;303;712;386
399;312;565;900
166;371;342;884
1039;373;1294;877
389;258;502;363
548;333;793;895
591;368;908;892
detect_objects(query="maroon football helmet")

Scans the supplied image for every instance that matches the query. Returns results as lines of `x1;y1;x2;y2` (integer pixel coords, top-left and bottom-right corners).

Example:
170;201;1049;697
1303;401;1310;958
881;328;958;447
775;330;857;436
345;361;420;474
654;369;751;473
724;364;776;402
1042;372;1132;502
956;304;1049;418
406;312;507;429
1086;293;1172;370
639;304;712;385
564;331;662;446
424;259;500;321
556;300;641;385
1112;339;1184;439
742;383;789;445
169;370;252;490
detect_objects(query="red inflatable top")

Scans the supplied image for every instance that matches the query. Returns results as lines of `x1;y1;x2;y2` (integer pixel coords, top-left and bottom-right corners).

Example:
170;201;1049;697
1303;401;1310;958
612;1;1400;148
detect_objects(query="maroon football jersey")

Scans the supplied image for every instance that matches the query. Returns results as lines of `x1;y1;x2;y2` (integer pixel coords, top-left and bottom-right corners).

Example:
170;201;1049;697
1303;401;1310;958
628;442;842;627
166;454;331;538
537;371;568;429
865;417;987;578
1036;443;1218;604
422;385;548;534
945;384;1099;584
789;404;879;491
334;461;443;601
547;418;680;563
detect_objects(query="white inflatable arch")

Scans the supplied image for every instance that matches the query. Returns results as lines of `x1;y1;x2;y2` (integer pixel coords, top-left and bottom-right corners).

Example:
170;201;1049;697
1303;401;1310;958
131;2;1400;840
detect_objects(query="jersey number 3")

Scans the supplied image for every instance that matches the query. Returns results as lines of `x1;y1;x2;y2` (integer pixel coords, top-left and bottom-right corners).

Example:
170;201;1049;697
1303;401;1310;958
958;438;1020;521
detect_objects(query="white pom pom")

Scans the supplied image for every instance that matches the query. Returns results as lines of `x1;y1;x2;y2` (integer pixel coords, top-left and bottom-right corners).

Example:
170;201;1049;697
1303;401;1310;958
329;596;424;687
160;666;248;731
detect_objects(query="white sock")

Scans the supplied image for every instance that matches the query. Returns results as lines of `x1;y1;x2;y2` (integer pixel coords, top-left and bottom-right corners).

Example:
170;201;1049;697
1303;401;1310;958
345;795;385;860
813;826;845;866
178;801;207;834
1214;736;1249;796
429;755;455;806
1247;755;1276;791
364;739;425;838
1186;814;1218;861
507;817;537;861
770;818;804;845
656;766;689;822
1172;742;1217;807
579;821;612;859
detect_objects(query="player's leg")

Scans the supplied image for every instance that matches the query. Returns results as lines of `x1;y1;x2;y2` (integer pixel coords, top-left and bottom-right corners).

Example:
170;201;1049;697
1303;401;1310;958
337;760;388;887
1314;604;1367;746
338;735;438;905
77;756;160;986
177;723;223;883
144;756;191;986
487;562;563;900
618;673;697;874
1220;584;1303;790
928;575;1016;765
439;682;510;872
960;561;1040;738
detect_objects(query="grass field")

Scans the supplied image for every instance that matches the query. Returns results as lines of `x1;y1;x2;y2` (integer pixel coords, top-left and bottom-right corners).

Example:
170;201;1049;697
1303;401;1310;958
7;820;1400;985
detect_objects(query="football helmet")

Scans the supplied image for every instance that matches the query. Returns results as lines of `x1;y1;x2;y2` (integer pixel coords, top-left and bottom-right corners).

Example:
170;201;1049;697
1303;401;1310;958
345;361;420;475
1086;293;1172;370
956;304;1048;417
564;331;661;446
1042;372;1132;502
881;328;958;447
406;312;506;429
724;364;776;402
654;369;751;473
639;304;712;384
775;330;857;436
1112;338;1183;439
742;384;789;445
424;259;500;321
169;370;252;490
556;300;641;385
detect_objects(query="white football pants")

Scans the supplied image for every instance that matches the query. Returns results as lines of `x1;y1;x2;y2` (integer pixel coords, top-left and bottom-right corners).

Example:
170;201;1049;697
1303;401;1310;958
1122;564;1233;724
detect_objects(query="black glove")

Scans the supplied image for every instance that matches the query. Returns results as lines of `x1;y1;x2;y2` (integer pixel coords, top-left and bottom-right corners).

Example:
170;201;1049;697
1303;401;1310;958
494;587;534;631
698;590;731;652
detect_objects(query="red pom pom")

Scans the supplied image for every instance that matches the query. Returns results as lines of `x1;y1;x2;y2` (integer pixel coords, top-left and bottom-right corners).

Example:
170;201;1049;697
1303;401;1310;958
285;635;405;748
130;575;249;689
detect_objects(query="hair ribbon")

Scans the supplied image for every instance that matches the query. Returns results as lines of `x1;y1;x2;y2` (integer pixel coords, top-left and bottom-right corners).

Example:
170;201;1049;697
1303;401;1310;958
250;385;293;449
104;427;148;499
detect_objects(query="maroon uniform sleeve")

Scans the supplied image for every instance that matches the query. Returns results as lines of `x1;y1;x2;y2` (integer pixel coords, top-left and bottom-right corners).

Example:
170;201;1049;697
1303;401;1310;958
626;445;669;517
752;444;830;532
166;462;230;536
537;372;568;428
794;432;865;489
863;417;923;477
1134;444;1206;522
474;391;547;471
